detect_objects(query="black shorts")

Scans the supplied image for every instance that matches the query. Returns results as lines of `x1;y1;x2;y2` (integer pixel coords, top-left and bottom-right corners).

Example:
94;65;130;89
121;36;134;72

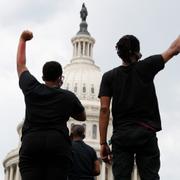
19;130;72;180
111;126;160;180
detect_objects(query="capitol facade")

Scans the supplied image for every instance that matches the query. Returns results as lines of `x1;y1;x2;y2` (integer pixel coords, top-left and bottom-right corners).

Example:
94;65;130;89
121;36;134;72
3;4;140;180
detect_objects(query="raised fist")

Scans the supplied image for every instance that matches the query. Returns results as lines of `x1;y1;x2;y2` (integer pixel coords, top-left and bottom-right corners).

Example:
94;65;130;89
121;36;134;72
177;35;180;53
20;30;33;41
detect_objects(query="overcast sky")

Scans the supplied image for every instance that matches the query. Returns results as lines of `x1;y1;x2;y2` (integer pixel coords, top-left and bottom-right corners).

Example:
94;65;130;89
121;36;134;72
0;0;180;179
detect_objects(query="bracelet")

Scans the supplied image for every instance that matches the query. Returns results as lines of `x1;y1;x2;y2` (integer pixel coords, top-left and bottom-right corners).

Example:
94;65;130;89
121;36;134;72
100;142;107;145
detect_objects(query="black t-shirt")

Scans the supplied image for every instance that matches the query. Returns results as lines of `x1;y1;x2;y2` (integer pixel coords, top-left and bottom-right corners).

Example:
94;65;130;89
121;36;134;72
69;140;98;180
19;71;84;139
98;55;165;132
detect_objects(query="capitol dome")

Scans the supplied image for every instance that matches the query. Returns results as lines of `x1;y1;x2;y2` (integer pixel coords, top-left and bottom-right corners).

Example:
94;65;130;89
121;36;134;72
62;6;105;153
63;35;101;102
62;3;101;102
62;4;104;152
63;28;101;102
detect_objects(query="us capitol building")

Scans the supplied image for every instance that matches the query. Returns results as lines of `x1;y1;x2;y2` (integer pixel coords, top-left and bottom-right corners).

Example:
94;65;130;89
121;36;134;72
3;4;140;180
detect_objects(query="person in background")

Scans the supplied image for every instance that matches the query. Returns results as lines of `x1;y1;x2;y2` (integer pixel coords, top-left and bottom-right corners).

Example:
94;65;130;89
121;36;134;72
17;30;86;180
69;124;100;180
98;34;180;180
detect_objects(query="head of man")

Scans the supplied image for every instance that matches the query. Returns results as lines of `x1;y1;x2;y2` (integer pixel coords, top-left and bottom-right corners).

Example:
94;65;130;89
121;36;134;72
116;35;142;65
70;124;85;140
42;61;63;87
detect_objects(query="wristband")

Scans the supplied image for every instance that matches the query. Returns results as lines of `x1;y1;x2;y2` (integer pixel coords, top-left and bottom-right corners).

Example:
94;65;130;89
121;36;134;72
100;142;107;145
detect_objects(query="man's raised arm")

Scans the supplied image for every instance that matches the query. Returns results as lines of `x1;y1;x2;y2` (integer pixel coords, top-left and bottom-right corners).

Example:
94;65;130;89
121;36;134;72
17;30;33;77
162;35;180;63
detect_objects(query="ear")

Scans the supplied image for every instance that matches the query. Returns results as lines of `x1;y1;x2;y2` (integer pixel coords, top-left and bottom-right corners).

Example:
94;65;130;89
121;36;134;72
58;76;63;87
82;134;85;139
136;52;142;59
133;52;142;60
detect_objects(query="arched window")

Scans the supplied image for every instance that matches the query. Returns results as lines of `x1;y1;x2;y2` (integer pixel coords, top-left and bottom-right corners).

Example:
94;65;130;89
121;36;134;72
82;123;86;134
83;84;86;93
66;83;69;90
92;124;97;139
91;85;94;94
74;83;77;93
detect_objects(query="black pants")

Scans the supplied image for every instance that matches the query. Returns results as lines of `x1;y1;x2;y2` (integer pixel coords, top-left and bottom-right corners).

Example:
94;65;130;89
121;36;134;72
19;130;72;180
111;126;160;180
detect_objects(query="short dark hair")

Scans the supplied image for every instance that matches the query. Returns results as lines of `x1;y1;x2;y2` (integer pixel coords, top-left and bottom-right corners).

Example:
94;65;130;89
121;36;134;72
71;124;85;139
116;35;140;63
42;61;62;81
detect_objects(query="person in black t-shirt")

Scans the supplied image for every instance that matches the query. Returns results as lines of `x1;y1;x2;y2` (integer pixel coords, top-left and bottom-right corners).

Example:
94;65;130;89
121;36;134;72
17;30;86;180
98;35;180;180
68;125;100;180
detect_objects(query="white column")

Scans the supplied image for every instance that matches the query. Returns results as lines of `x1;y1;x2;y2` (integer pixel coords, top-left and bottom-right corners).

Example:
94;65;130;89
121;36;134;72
5;167;9;180
131;164;141;180
78;41;81;56
73;43;75;56
83;41;85;56
15;165;20;180
76;41;78;56
131;165;136;180
137;172;140;180
89;43;91;57
85;42;87;56
87;42;89;57
100;163;106;180
107;164;113;180
91;44;93;58
9;166;13;180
